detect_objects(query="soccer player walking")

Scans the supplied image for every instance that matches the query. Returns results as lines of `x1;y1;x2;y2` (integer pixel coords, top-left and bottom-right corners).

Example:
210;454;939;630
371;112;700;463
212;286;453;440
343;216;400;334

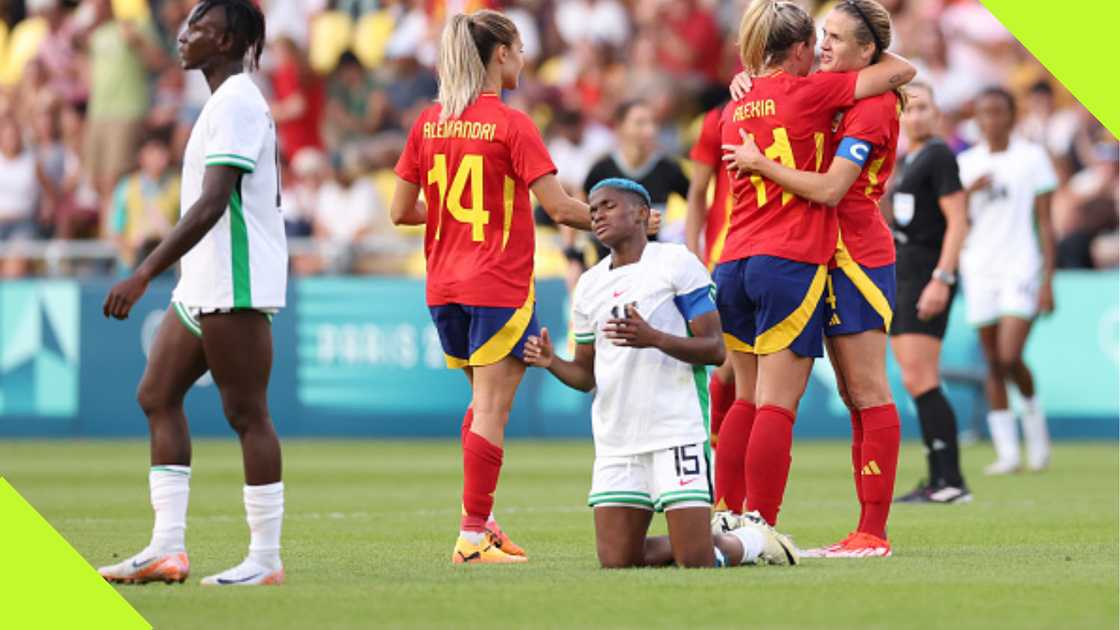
723;0;911;557
525;179;798;569
715;0;913;536
390;10;592;564
889;82;972;503
99;0;287;586
958;87;1057;475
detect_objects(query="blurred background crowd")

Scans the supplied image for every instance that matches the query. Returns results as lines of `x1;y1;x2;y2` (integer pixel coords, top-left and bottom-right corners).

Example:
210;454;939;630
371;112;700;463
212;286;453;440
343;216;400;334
0;0;1115;278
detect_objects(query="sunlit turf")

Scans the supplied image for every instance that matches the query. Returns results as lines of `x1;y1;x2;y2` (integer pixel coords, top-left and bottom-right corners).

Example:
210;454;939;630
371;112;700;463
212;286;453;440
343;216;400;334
1;440;1116;629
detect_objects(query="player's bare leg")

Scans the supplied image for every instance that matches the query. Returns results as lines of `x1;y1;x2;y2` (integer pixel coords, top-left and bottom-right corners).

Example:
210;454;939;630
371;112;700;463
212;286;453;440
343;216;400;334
98;310;206;584
453;356;529;563
594;506;655;568
891;333;971;504
199;311;285;585
978;323;1019;474
997;316;1049;470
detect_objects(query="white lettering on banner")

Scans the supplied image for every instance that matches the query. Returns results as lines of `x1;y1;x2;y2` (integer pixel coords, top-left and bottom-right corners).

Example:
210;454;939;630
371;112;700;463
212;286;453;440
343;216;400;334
313;323;437;369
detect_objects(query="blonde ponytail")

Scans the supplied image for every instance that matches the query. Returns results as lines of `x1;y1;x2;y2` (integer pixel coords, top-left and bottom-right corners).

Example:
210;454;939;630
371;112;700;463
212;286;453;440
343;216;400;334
738;0;814;75
436;11;518;122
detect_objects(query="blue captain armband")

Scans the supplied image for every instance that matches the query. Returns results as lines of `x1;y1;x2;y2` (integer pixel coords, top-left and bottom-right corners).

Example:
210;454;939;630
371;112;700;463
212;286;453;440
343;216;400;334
836;137;873;167
673;284;718;321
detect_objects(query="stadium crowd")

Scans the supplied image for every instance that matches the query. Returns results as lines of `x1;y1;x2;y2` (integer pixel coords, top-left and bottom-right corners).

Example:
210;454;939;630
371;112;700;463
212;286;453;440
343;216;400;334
0;0;1115;278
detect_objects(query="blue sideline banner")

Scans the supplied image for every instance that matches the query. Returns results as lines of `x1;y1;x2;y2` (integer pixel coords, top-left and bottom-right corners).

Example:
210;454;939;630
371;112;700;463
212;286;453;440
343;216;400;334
0;272;1115;439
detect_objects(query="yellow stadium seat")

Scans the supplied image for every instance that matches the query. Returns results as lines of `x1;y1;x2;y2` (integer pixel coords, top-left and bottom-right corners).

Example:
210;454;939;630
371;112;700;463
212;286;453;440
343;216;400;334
0;17;46;86
111;0;150;22
308;11;353;75
535;56;567;86
352;10;394;69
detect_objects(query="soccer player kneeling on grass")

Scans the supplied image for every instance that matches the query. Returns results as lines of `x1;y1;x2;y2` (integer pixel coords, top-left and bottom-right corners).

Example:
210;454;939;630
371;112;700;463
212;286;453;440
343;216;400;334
524;178;798;568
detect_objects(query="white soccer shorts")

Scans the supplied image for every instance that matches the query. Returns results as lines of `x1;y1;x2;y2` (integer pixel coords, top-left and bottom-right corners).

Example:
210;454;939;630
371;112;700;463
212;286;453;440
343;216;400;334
961;269;1041;326
588;443;712;512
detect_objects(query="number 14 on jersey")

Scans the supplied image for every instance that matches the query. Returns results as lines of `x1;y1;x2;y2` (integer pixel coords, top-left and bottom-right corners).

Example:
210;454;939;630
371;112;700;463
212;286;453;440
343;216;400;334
427;153;516;247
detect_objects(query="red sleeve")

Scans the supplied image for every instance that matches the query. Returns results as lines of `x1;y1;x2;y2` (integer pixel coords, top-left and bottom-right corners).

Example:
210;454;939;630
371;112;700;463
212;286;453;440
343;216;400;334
394;116;424;185
803;71;858;116
271;63;299;99
689;108;722;167
507;111;557;186
838;93;895;147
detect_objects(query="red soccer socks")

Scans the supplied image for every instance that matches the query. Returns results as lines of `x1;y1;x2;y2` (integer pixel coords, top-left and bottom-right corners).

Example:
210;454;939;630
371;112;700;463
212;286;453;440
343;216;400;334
744;405;795;525
858;404;900;539
714;401;755;512
461;430;503;533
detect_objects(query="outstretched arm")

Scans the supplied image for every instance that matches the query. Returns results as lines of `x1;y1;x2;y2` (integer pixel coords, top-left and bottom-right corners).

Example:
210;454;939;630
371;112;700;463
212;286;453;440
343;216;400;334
103;164;244;319
1035;191;1057;314
722;128;862;207
531;174;592;230
524;327;597;391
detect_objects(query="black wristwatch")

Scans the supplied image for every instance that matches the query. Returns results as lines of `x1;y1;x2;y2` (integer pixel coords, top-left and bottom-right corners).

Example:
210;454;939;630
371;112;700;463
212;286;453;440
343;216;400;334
931;268;956;286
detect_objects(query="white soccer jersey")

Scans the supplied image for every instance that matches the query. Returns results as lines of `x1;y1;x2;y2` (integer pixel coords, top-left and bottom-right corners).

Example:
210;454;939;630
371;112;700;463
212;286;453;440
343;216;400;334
957;138;1057;278
572;242;717;457
172;73;288;310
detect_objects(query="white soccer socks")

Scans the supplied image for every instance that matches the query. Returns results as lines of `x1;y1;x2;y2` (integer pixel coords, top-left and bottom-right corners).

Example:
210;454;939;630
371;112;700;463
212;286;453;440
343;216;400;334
149;465;191;553
985;409;1020;474
201;481;285;586
1019;396;1051;471
245;481;285;571
727;524;766;565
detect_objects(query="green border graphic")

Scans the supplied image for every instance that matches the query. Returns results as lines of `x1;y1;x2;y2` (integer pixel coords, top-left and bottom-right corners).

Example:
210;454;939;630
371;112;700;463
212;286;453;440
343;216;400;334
981;0;1120;136
0;478;149;628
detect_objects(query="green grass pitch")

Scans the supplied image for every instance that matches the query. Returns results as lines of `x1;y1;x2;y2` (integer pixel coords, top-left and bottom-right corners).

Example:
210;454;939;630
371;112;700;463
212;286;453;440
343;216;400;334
1;439;1116;629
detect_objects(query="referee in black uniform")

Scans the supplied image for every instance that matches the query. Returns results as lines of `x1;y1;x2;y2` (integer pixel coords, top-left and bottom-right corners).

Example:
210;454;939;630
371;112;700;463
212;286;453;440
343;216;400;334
888;82;972;504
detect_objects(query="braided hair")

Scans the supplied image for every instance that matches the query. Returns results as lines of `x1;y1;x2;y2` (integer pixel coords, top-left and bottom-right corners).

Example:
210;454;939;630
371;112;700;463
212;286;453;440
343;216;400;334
189;0;266;71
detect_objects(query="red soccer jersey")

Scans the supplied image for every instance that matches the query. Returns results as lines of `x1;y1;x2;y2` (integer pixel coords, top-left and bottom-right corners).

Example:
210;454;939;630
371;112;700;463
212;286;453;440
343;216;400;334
689;105;734;270
719;71;858;265
834;91;900;267
395;94;557;308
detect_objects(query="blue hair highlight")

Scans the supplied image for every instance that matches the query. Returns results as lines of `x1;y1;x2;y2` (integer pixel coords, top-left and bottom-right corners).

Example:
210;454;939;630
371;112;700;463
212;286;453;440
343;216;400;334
589;178;652;207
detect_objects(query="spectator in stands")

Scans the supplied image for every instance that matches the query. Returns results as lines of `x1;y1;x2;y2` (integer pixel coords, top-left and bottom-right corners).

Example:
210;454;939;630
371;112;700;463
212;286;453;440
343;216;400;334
382;35;439;133
270;35;325;164
80;0;168;226
555;0;630;48
1019;81;1081;171
580;99;688;245
55;103;101;239
310;147;385;274
30;97;67;239
322;51;388;160
35;0;86;108
0;117;42;277
107;131;179;269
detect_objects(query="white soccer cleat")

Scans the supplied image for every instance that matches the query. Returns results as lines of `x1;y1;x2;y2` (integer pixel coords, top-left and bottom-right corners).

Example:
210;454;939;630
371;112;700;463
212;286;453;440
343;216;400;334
98;549;189;584
199;558;284;586
735;511;800;566
983;459;1020;476
710;510;740;536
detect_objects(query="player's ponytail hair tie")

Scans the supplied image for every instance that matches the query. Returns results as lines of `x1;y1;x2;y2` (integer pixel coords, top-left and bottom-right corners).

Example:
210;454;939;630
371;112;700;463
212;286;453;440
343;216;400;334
437;10;519;122
590;178;653;208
